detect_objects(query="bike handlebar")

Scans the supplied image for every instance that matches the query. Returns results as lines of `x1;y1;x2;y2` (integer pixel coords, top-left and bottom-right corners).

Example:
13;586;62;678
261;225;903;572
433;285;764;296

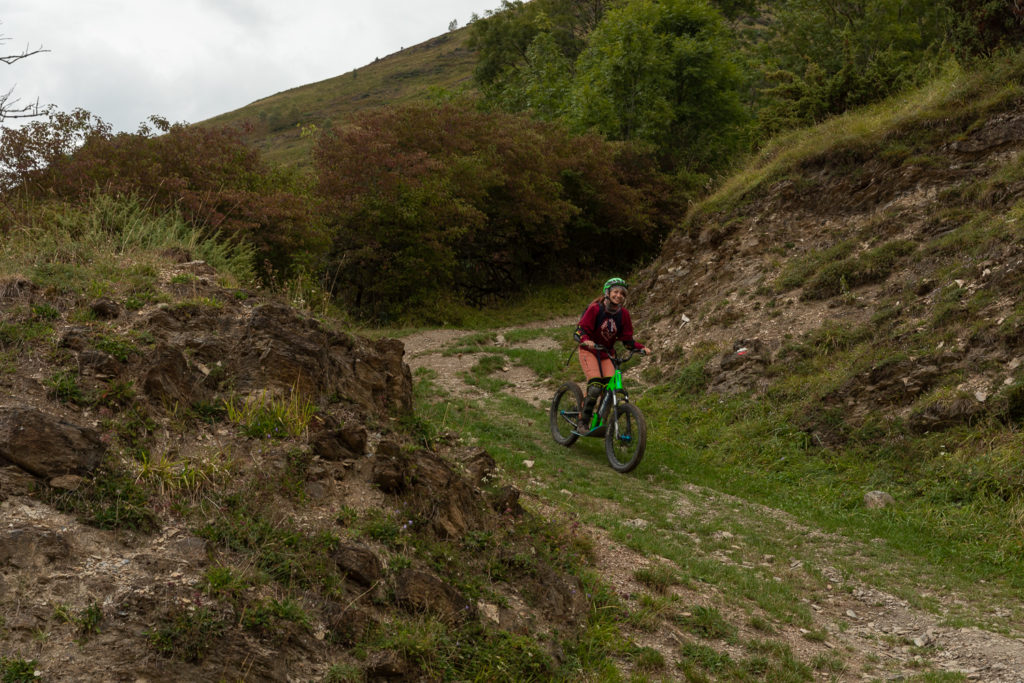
583;344;646;363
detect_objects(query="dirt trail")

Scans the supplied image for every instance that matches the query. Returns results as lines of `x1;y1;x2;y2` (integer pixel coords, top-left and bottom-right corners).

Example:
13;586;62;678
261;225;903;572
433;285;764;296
403;316;577;409
402;322;1024;682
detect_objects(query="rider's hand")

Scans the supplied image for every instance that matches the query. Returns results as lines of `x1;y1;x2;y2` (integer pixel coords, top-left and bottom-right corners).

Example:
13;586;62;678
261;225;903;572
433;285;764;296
581;340;596;349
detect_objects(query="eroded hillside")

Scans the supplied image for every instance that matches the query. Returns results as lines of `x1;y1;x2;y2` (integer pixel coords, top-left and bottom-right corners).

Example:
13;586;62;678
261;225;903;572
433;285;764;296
0;257;595;681
637;89;1024;439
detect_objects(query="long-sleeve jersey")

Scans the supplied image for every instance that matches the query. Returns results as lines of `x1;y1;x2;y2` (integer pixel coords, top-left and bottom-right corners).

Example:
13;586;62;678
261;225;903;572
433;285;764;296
575;301;638;358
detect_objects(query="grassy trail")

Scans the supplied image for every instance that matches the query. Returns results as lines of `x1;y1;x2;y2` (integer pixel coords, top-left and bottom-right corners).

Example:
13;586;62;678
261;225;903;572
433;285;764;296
404;321;1024;682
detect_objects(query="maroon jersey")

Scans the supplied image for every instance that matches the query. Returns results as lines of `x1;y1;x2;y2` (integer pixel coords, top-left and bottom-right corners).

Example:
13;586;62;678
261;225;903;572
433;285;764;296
576;301;637;358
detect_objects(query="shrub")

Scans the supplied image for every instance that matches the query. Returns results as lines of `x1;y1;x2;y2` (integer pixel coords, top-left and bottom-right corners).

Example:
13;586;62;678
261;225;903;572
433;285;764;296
802;240;916;299
0;110;316;277
0;657;37;683
313;102;678;321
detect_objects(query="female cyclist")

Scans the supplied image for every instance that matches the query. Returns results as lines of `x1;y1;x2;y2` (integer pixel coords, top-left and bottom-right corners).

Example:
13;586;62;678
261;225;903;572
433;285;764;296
573;277;647;428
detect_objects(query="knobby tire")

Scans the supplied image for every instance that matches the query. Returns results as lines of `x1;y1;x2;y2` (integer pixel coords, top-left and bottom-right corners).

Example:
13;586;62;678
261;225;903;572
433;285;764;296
549;382;583;447
605;402;646;473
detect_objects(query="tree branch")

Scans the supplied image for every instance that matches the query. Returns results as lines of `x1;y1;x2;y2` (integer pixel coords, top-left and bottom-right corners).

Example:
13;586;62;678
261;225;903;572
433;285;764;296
0;44;48;66
1;28;50;121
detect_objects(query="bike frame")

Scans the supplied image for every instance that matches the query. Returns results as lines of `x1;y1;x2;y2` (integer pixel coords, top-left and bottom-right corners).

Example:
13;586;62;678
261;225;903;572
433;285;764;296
577;347;635;435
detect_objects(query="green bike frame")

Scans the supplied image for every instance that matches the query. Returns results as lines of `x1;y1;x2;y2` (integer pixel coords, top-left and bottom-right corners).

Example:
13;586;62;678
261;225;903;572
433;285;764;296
587;366;624;431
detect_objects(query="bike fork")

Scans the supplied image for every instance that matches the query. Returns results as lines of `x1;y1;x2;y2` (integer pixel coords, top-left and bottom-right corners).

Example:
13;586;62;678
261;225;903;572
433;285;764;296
597;391;617;429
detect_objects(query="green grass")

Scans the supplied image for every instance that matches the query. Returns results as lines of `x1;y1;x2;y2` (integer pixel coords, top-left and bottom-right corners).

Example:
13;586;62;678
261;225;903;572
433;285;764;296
0;194;255;292
197;493;342;593
0;657;37;683
43;464;159;533
405;312;1024;676
224;389;317;439
147;607;228;663
200;27;478;169
241;598;311;635
93;333;141;361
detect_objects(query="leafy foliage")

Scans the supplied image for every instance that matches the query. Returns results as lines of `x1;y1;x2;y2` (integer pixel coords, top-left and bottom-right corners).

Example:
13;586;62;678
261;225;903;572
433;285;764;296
472;0;750;179
0;110;316;274
0;657;37;683
752;0;952;135
472;0;1024;177
570;0;749;176
313;102;679;321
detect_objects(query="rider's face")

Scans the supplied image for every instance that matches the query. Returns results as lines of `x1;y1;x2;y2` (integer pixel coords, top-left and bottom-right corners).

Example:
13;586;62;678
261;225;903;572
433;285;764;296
607;287;626;306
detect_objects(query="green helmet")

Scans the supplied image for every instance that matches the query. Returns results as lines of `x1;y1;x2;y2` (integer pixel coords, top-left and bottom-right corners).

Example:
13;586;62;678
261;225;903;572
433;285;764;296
603;277;628;295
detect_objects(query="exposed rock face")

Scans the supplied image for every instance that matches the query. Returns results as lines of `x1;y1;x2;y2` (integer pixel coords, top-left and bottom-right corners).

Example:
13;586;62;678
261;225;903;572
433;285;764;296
139;301;412;417
710;338;772;394
908;394;986;433
0;407;104;479
635;99;1024;440
312;423;368;460
362;441;494;539
79;349;121;379
143;343;195;403
89;297;121;320
0;524;71;568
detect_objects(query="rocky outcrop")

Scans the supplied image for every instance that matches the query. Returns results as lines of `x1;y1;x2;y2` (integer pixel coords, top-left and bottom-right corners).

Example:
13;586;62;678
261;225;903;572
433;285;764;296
709;338;772;395
138;301;412;418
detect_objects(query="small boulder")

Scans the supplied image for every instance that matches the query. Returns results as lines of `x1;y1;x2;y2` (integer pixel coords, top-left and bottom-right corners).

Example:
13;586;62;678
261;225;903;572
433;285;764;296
864;490;896;509
0;525;71;568
143;344;195;403
333;543;383;587
312;424;368;461
490;485;524;516
394;569;476;624
48;474;85;491
364;650;408;680
89;298;121;320
0;407;104;479
79;349;121;378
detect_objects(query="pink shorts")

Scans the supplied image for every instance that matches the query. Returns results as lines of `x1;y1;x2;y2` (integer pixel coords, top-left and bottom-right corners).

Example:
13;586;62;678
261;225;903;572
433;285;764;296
578;348;614;380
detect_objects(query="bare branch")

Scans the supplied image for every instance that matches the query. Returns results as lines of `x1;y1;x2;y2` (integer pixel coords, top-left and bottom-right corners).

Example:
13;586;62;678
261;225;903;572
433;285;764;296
1;45;48;66
1;27;49;121
0;86;44;120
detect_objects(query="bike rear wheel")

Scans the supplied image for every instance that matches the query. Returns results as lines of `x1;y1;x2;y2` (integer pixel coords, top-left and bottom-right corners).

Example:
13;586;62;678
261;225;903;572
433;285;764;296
605;402;646;472
549;382;583;446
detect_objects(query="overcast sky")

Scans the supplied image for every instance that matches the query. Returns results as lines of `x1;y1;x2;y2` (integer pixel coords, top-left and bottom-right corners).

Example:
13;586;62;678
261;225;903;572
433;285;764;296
2;1;499;132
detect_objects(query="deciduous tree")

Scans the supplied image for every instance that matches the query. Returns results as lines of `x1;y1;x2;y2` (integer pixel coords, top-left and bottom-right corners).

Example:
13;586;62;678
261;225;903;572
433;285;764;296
313;103;678;321
570;0;749;177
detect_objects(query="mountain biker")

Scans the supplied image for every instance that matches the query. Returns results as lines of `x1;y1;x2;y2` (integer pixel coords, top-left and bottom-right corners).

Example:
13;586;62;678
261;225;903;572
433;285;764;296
573;277;647;429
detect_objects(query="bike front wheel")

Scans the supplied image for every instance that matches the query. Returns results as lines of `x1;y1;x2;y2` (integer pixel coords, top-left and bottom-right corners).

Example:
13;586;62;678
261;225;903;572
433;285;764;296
605;402;646;473
549;382;583;447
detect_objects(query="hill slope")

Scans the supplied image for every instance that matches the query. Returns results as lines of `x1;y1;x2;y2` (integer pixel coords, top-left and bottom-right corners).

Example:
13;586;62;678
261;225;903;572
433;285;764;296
637;59;1024;439
199;28;476;168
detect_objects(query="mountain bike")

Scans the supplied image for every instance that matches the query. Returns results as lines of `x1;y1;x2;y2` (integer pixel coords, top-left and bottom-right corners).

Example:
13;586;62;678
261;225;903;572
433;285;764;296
548;345;647;473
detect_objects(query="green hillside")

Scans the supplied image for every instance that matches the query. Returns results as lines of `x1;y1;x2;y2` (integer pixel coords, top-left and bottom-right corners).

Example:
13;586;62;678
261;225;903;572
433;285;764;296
5;2;1024;678
200;28;477;168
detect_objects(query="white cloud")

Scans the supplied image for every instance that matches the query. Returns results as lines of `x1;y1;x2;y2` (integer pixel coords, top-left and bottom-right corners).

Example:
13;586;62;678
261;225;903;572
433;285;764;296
1;0;497;131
